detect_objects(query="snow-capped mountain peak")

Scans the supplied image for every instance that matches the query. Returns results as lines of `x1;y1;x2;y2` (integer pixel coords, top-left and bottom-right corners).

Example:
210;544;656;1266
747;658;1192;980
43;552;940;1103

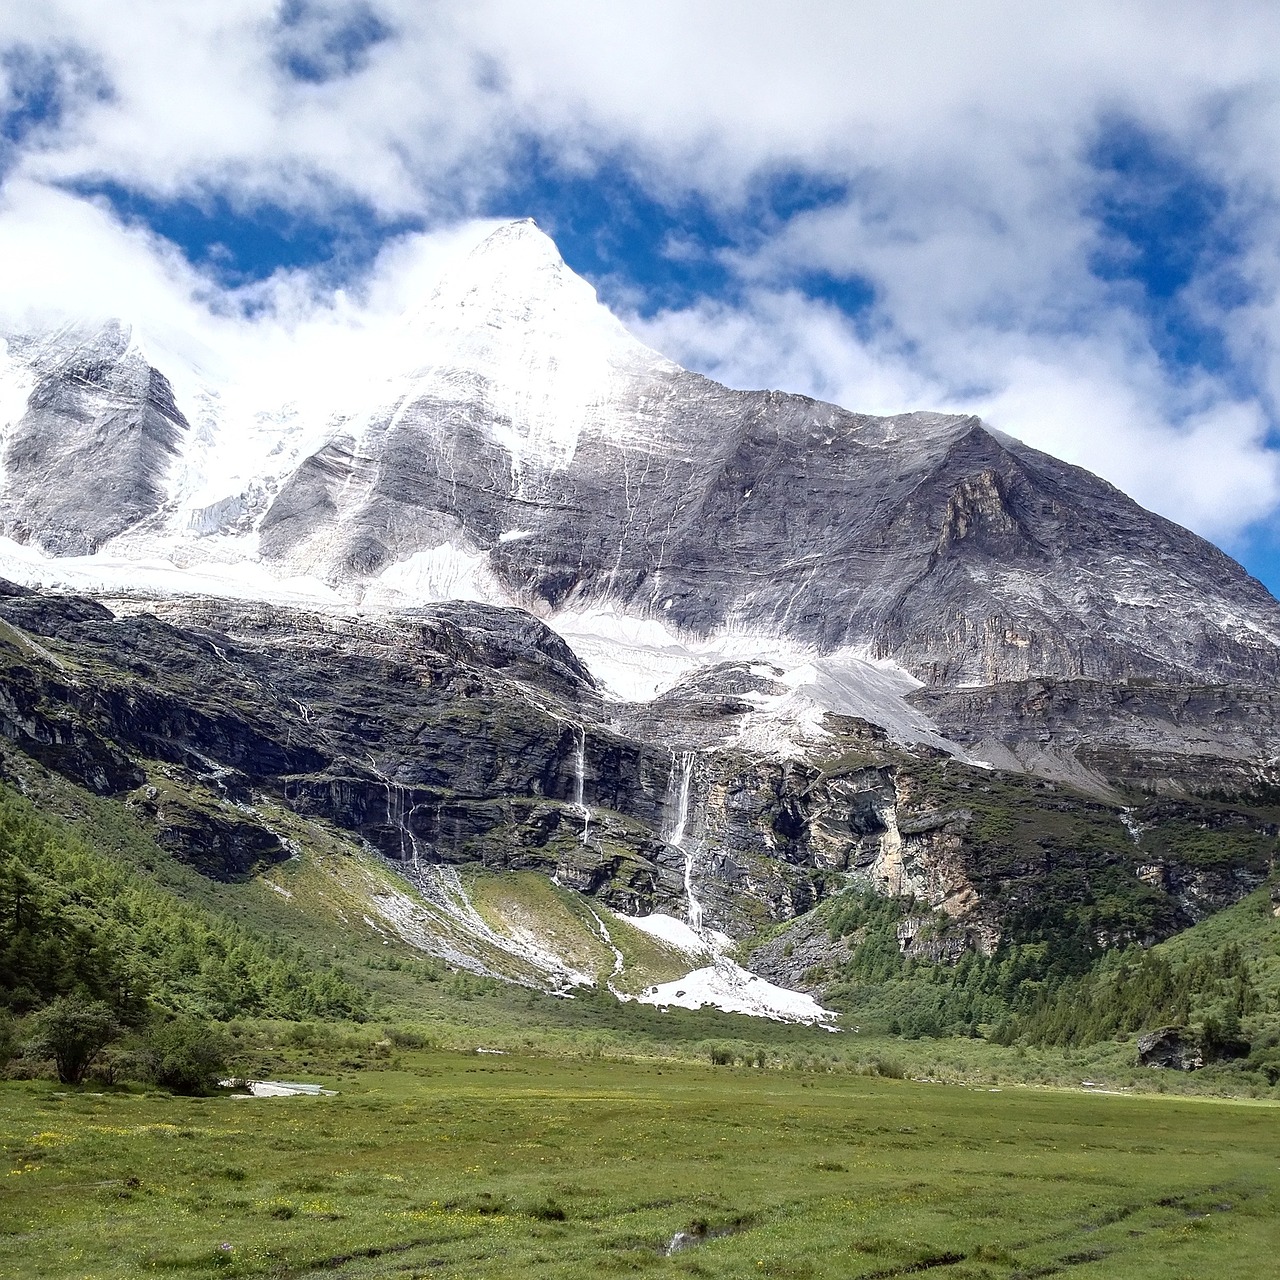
1;217;1279;746
392;219;672;478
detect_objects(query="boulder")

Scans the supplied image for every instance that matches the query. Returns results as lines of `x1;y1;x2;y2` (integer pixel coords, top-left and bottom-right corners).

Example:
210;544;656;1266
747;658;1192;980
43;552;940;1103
1137;1026;1204;1071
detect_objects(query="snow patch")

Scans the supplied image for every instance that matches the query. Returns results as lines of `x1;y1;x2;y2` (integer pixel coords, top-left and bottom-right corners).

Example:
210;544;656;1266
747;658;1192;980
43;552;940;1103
0;535;341;607
637;958;838;1026
551;604;708;701
550;603;964;756
621;910;830;1025
364;542;506;608
226;1079;336;1097
732;647;959;759
622;911;733;956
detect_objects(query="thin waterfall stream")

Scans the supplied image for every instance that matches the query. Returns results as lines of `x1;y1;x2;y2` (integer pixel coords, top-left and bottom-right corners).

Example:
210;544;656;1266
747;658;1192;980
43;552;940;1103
520;695;594;846
369;755;425;867
573;723;591;844
663;750;703;931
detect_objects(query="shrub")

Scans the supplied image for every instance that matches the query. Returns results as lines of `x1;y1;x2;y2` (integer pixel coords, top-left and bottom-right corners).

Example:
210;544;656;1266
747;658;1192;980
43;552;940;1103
528;1198;567;1221
89;1044;150;1086
143;1019;232;1095
25;995;119;1084
387;1027;429;1050
285;1022;317;1048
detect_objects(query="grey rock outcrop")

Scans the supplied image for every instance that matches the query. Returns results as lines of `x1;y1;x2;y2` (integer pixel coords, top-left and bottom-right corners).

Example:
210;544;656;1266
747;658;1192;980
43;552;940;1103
1137;1026;1205;1070
0;320;187;554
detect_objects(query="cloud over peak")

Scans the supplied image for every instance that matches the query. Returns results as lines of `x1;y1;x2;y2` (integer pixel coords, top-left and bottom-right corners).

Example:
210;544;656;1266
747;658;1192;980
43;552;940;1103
4;1;1280;578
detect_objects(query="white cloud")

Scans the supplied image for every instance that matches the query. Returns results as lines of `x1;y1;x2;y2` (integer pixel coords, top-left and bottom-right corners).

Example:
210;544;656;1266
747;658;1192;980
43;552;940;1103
4;1;1280;547
630;290;937;415
0;177;500;405
7;2;1280;214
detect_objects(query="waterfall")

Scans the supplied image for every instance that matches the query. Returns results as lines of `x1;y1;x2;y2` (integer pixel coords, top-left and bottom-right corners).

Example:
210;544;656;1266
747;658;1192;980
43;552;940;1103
584;903;626;994
573;723;591;844
405;796;426;868
662;751;703;931
522;695;594;846
370;755;423;866
1119;808;1143;845
385;782;424;866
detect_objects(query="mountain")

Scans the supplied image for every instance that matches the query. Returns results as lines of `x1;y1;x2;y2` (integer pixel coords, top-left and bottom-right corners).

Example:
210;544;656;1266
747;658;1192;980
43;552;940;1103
5;221;1279;694
0;318;189;555
1;218;1278;1024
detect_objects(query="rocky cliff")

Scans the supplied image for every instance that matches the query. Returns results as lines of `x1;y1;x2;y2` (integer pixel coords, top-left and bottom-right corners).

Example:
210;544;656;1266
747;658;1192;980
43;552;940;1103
0;582;1273;980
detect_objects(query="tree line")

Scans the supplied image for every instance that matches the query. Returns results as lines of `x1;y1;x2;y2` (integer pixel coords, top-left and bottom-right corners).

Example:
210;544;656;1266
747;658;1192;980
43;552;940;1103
0;786;370;1088
823;890;1265;1052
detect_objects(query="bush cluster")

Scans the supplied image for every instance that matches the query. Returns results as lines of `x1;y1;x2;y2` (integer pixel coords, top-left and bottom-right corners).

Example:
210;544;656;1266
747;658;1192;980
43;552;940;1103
13;993;231;1092
0;788;367;1024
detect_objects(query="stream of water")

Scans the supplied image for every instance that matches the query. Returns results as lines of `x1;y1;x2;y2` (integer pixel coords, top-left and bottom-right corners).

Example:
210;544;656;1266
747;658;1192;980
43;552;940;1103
574;723;592;844
663;750;703;931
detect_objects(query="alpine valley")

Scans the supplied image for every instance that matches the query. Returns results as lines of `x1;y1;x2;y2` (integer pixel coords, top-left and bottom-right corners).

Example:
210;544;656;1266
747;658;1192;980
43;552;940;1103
2;219;1279;1069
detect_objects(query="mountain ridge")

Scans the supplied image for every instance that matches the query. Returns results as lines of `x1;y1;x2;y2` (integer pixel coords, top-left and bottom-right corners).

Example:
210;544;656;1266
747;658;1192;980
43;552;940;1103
1;217;1279;777
1;206;1279;1028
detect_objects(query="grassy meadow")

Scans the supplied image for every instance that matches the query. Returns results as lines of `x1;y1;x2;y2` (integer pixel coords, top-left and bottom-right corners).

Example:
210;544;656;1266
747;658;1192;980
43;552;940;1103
3;1048;1278;1280
4;759;1280;1277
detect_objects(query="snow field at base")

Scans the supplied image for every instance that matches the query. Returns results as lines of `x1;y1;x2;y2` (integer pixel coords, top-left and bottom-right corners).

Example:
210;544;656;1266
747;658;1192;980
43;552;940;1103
635;960;838;1027
333;843;834;1026
549;605;711;701
619;911;837;1026
365;543;504;607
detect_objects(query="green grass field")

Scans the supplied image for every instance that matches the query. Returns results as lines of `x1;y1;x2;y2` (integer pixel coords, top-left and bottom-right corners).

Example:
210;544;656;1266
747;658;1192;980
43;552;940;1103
3;1051;1277;1280
4;754;1280;1277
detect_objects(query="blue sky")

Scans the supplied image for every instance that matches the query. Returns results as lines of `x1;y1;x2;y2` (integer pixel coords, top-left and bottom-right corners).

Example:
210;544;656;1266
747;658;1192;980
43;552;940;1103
4;2;1280;593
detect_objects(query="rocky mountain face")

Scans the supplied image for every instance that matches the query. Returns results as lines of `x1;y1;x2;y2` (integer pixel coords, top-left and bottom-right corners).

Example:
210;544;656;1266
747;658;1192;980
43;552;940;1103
0;320;188;555
0;218;1277;1001
3;221;1279;694
0;580;1273;974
